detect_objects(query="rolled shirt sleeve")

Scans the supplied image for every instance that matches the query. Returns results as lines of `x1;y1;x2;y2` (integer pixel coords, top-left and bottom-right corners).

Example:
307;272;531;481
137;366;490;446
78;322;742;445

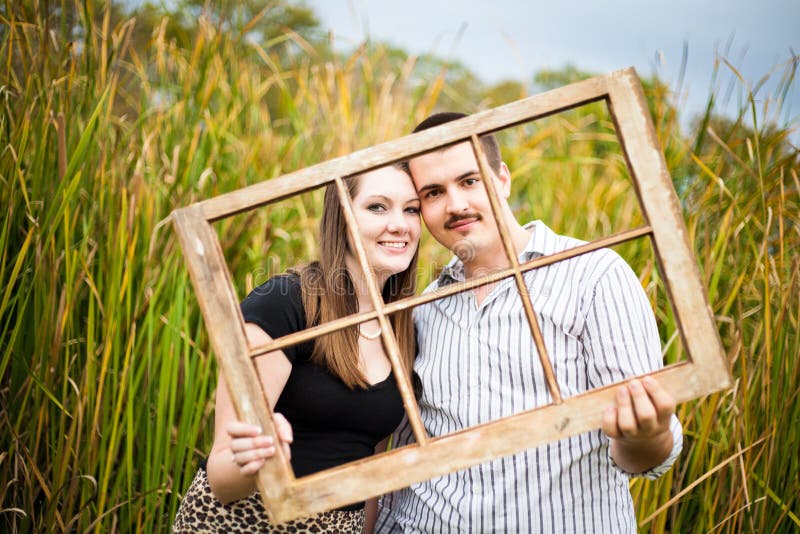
582;256;684;478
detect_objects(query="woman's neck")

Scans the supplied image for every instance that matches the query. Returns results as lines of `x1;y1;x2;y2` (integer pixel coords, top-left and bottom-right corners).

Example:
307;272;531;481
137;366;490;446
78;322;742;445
344;254;386;312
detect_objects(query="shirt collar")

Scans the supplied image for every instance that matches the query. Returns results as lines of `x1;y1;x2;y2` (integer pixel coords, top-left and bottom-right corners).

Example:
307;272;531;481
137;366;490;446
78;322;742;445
438;220;558;284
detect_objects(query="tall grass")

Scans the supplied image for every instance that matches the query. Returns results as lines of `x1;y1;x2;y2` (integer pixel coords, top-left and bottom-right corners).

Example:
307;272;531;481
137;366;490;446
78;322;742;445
0;3;437;531
629;59;800;532
1;2;798;532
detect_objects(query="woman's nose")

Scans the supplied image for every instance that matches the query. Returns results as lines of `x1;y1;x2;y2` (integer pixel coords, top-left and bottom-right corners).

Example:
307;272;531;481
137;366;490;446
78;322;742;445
386;210;409;233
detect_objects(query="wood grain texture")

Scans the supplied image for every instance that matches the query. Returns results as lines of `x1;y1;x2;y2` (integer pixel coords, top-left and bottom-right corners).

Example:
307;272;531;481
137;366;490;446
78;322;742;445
195;75;610;221
171;207;294;521
277;363;701;519
606;69;731;390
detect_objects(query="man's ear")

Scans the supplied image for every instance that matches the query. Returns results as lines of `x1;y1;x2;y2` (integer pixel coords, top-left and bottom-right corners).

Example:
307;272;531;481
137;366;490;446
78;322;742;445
496;162;512;197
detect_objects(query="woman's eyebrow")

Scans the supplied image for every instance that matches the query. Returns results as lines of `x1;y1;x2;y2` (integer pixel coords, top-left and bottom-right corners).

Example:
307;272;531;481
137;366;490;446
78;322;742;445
361;194;391;202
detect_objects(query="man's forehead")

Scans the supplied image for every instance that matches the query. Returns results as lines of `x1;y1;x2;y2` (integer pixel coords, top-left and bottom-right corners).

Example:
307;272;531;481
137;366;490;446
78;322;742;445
409;142;478;179
412;141;475;160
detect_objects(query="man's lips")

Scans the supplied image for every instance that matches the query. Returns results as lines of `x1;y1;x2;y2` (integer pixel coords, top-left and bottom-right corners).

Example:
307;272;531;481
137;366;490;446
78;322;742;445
445;214;481;230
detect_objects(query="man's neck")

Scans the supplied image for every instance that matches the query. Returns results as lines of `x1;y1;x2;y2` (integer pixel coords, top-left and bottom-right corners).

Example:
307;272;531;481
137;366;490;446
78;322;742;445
462;222;532;280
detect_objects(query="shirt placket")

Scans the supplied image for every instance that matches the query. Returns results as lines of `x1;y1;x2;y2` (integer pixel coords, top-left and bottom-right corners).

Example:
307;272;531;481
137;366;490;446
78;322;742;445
465;290;481;410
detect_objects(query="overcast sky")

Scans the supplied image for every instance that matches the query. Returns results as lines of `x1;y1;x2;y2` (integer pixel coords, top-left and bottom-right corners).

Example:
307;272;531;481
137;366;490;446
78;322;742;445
309;0;799;134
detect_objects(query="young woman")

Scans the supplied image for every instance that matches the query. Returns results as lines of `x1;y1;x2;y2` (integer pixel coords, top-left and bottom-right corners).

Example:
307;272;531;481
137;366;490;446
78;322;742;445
173;163;420;532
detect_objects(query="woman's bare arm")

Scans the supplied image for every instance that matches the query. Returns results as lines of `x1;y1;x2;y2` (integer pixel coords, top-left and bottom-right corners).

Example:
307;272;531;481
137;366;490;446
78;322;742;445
206;323;294;503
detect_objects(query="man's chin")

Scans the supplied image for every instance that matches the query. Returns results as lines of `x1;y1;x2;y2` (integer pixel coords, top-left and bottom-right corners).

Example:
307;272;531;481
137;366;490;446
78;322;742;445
451;239;478;263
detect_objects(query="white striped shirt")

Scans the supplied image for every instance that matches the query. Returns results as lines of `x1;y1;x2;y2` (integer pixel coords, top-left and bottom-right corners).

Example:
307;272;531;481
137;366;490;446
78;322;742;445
376;221;682;533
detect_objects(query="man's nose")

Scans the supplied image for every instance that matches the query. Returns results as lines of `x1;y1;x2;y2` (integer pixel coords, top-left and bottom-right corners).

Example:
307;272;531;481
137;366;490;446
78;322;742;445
446;190;469;214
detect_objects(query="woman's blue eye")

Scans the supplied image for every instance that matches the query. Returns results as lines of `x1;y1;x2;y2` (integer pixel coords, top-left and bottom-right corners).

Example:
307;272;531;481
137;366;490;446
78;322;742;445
367;204;386;212
405;206;420;214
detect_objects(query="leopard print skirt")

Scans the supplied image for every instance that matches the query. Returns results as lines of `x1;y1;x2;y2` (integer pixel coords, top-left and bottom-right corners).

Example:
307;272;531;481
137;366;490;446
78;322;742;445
173;468;365;533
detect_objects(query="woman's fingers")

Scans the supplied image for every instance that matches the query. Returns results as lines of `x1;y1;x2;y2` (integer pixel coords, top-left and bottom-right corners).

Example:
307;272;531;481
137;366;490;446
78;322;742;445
232;446;272;474
226;421;263;439
239;458;266;475
273;413;294;443
273;413;293;460
228;423;272;452
227;416;294;471
228;421;273;474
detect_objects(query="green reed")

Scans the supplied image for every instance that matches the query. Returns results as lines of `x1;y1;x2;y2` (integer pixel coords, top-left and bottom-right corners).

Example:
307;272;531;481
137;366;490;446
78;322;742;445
1;2;797;532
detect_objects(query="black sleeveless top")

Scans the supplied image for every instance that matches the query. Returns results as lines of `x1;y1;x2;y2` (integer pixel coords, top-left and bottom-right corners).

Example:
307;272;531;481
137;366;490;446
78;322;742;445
240;274;405;509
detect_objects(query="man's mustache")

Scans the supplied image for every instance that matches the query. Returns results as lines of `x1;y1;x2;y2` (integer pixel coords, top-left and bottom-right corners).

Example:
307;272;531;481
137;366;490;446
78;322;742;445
445;213;482;229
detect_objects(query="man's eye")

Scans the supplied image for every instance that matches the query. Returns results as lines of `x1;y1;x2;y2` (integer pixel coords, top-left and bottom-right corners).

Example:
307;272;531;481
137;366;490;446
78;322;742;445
424;190;440;199
464;178;479;186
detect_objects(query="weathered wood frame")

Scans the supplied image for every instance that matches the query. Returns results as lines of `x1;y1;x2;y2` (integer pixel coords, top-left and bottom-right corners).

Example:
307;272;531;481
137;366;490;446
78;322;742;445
171;67;731;523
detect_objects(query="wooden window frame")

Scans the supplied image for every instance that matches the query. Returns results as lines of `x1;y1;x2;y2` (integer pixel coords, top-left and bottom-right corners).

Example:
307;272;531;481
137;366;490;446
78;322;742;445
171;67;730;523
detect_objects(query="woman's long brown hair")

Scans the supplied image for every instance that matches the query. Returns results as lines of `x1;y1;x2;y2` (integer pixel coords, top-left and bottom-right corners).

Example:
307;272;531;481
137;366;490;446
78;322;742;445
296;166;419;389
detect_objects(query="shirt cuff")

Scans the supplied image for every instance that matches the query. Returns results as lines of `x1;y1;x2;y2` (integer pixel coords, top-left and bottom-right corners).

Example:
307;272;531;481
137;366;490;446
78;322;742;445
613;414;683;479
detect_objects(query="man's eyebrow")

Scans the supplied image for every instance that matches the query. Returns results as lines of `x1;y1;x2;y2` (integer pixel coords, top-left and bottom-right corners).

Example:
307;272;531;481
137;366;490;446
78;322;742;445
457;170;480;180
417;171;480;193
416;183;440;194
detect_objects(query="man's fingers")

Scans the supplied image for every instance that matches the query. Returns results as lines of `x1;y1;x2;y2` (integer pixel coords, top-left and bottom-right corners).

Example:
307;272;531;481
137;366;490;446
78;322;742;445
628;380;658;432
602;378;677;450
642;376;676;419
601;406;620;438
615;385;638;436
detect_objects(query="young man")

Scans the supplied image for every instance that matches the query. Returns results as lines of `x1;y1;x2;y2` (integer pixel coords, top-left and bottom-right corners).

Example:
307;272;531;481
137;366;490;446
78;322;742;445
374;113;683;533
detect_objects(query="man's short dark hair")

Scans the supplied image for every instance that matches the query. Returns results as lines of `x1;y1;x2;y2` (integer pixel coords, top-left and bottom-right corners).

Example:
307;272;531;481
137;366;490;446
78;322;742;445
412;112;502;174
